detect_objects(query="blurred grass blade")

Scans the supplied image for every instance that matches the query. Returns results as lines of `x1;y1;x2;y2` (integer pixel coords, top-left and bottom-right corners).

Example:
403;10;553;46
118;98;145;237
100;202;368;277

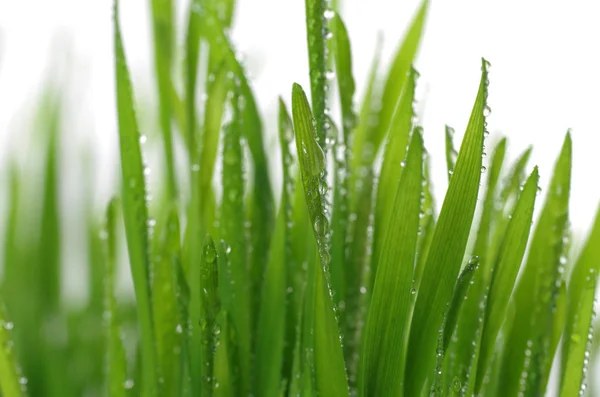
445;125;457;181
360;130;423;397
103;198;128;397
113;2;158;395
414;147;436;289
256;99;294;397
150;0;177;198
369;0;428;160
184;0;201;155
213;310;233;397
560;205;600;396
405;59;489;396
292;83;349;397
475;168;539;393
500;132;572;396
0;304;25;397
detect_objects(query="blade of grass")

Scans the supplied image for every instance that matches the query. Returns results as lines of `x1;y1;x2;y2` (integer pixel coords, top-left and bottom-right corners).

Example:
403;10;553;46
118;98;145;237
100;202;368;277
414;145;436;289
332;13;357;143
560;205;600;396
113;3;158;395
404;59;489;396
0;304;25;397
445;125;457;181
360;130;423;397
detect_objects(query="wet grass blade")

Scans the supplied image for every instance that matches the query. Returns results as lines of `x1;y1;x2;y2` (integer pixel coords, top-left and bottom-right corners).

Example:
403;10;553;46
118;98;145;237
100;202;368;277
103;198;128;397
292;83;349;397
0;304;25;397
184;0;202;155
404;59;489;396
414;148;436;289
360;130;423;397
332;13;357;142
113;2;158;394
475;168;539;393
500;132;572;396
560;205;600;396
445;125;457;181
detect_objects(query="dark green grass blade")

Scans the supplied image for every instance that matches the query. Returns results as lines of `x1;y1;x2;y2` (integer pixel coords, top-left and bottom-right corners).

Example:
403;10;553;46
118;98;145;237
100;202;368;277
256;99;294;397
332;13;357;142
0;304;26;397
152;207;183;396
445;125;457;181
304;0;328;147
150;0;177;198
500;132;572;396
113;3;158;394
360;130;423;397
369;0;428;160
560;206;600;396
404;59;489;396
103;198;128;397
219;93;251;395
475;168;539;393
372;68;417;287
292;83;349;397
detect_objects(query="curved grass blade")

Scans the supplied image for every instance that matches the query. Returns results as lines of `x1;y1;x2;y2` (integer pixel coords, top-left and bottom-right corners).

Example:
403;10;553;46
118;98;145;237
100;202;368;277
560;205;600;396
150;0;177;198
292;83;349;397
369;0;428;160
404;59;489;396
113;3;158;394
103;198;127;397
500;132;572;397
0;304;26;397
445;125;457;181
256;99;294;397
475;168;539;393
360;130;423;397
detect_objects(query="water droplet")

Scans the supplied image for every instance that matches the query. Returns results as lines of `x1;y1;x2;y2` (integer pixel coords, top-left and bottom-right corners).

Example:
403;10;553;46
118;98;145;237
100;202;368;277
124;379;134;389
143;166;151;176
191;164;200;172
176;324;183;334
204;244;217;263
18;377;27;385
139;135;147;144
313;214;329;236
324;9;335;20
360;286;367;294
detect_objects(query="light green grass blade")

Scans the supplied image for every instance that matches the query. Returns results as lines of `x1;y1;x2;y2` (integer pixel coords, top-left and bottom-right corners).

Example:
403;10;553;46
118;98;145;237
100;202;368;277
184;0;202;155
445;125;457;181
332;13;357;142
304;0;328;147
103;198;128;397
152;207;183;396
150;0;177;198
219;93;251;395
500;132;572;396
475;168;539;393
369;0;428;161
360;130;423;397
256;99;294;397
292;83;349;397
414;146;436;290
372;68;417;288
560;205;600;396
405;59;489;396
213;310;233;397
0;304;25;397
113;3;158;394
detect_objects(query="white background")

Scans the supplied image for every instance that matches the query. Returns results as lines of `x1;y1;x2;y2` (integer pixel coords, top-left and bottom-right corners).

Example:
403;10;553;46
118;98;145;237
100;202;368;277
0;0;599;236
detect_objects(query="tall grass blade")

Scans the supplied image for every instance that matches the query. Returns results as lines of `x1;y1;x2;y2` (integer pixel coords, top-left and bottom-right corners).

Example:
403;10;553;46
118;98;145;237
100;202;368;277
445;125;457;181
0;304;26;397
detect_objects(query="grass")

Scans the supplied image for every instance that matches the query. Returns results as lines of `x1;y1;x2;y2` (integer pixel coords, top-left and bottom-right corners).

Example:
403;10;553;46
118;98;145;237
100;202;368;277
0;0;599;396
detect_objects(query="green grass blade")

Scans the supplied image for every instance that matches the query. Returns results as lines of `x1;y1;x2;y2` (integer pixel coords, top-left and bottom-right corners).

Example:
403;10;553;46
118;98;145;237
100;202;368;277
184;0;202;155
213;310;233;397
475;168;539;393
445;125;457;181
500;132;572;396
150;0;177;198
360;130;423;397
332;13;357;142
560;205;600;396
369;0;428;160
113;3;158;394
292;83;349;397
152;207;183;396
414;147;436;289
0;304;26;397
303;0;329;147
103;198;128;397
404;59;489;396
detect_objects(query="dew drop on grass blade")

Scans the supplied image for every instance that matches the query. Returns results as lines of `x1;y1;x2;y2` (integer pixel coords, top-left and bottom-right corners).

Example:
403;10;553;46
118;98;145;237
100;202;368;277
560;205;600;397
113;2;158;394
360;130;423;397
292;83;350;397
445;125;457;181
256;99;295;397
103;198;128;397
499;132;572;397
404;59;489;397
475;168;539;394
0;304;26;397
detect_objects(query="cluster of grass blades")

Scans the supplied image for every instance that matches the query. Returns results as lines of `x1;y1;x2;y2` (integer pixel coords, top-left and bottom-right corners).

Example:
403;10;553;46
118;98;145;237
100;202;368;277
1;0;600;396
